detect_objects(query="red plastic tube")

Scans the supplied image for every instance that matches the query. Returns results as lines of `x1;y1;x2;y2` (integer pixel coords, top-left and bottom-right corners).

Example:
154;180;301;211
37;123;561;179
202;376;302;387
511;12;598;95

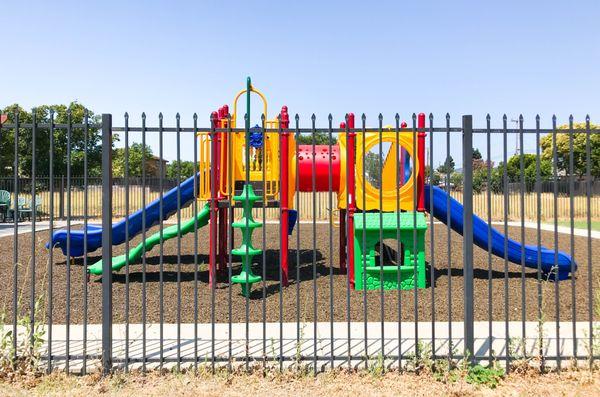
296;144;341;192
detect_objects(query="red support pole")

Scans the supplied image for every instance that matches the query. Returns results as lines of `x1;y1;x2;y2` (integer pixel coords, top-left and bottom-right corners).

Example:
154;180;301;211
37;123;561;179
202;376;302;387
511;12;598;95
417;113;426;212
279;106;290;286
220;106;230;198
216;106;225;201
208;111;219;287
216;106;229;274
345;114;356;287
217;208;227;274
339;208;346;270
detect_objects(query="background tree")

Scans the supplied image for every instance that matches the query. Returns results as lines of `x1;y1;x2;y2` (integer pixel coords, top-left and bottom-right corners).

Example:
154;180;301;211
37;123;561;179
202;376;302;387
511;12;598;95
472;147;489;171
489;154;552;193
363;151;383;188
1;103;102;177
113;143;154;177
540;122;599;177
166;160;196;179
436;155;455;175
472;168;488;193
295;131;337;146
450;172;463;190
468;147;495;193
425;165;441;186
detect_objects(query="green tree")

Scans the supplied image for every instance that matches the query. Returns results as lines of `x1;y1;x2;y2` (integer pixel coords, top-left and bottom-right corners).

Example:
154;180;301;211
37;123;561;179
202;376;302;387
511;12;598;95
166;160;196;179
436;155;455;175
472;168;488;193
472;147;489;171
364;151;383;188
295;131;337;146
540;122;599;177
489;154;552;193
450;172;463;190
113;143;154;177
425;165;441;186
1;103;102;177
489;164;506;193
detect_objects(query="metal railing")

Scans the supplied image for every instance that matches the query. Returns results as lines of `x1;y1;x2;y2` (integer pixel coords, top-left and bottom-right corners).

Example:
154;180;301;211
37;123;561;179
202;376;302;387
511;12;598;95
0;111;597;375
0;178;596;222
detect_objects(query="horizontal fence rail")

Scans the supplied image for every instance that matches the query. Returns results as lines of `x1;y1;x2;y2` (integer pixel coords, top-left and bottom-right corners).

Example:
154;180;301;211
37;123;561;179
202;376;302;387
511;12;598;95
0;178;597;222
0;111;597;377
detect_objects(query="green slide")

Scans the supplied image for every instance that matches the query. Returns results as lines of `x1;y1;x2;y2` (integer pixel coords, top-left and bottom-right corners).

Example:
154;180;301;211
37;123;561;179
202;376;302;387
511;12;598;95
88;203;211;275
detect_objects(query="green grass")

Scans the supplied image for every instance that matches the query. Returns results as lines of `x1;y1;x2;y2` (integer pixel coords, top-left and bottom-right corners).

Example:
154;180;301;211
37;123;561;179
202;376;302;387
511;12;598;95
558;220;600;232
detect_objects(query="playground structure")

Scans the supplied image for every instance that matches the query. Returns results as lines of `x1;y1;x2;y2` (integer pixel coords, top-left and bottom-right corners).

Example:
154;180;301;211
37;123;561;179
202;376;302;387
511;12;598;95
48;78;576;297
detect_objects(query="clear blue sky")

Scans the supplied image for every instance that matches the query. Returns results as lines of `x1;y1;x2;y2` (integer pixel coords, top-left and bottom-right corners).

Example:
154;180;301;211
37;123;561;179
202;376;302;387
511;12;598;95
2;0;598;166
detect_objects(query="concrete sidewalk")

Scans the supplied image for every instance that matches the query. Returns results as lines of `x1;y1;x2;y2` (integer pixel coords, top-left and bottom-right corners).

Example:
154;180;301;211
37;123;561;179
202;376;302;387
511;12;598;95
23;321;599;373
0;220;82;238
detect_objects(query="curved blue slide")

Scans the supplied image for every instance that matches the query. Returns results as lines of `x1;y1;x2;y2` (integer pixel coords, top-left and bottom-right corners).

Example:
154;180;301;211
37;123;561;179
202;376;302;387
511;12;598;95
47;174;198;257
424;184;575;280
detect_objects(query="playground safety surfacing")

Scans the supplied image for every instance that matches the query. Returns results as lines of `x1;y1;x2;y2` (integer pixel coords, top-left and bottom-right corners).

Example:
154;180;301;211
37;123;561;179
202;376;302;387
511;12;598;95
1;223;597;325
24;321;600;372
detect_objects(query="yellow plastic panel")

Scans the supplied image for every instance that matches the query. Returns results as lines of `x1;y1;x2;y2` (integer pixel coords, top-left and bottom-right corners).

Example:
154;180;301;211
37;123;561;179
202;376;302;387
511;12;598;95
337;131;418;212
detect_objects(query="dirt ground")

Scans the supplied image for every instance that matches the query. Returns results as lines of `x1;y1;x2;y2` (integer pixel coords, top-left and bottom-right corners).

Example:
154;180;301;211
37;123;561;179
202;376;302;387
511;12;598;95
1;369;600;397
0;221;599;324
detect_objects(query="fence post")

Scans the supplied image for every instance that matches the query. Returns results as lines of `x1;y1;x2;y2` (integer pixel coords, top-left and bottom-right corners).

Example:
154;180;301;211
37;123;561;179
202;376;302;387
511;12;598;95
462;115;474;362
59;175;65;219
101;114;113;374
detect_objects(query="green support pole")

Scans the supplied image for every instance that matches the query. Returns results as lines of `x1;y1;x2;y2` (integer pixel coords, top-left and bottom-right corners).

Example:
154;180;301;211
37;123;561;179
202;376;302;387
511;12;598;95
245;76;251;176
230;76;262;296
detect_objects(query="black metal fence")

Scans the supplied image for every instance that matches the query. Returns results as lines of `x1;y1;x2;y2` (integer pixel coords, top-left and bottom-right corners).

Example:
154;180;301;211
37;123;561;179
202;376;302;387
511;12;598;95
0;111;597;376
0;176;188;220
0;176;596;222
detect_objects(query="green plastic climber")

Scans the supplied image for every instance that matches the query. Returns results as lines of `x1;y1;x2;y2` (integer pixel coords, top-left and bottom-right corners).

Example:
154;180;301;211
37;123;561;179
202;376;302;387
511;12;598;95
353;211;427;290
230;184;263;297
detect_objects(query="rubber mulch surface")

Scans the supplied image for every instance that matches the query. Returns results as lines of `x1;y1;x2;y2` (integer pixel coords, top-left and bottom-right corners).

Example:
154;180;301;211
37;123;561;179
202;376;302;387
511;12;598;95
0;220;598;324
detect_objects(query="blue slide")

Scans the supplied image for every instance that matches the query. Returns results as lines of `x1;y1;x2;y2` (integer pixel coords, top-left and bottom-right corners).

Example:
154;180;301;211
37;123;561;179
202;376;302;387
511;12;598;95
47;174;199;257
424;184;575;280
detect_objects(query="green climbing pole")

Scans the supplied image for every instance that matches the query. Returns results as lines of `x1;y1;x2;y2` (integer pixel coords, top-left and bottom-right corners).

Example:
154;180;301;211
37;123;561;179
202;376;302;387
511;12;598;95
230;76;262;297
230;184;262;296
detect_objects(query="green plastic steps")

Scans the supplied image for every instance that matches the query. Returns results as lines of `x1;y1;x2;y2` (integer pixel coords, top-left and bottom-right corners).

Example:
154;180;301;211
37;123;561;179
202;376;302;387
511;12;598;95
365;265;414;273
353;211;428;231
231;245;262;257
231;271;262;288
233;185;261;205
353;211;427;291
231;218;262;229
88;203;211;275
230;184;263;297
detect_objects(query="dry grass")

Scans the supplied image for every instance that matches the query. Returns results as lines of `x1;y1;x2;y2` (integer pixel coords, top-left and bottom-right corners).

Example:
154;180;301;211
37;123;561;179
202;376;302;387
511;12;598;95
450;191;598;222
1;368;599;397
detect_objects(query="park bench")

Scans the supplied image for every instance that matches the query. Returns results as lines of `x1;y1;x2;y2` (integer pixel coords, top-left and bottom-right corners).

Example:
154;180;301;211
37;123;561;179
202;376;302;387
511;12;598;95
0;190;10;222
